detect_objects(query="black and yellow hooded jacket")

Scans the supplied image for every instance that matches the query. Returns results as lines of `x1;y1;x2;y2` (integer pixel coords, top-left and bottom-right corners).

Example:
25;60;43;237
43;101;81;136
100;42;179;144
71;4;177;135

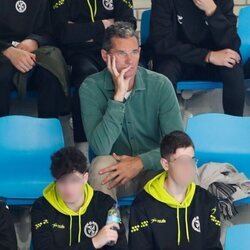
0;201;18;250
31;182;128;250
129;172;223;250
50;0;136;53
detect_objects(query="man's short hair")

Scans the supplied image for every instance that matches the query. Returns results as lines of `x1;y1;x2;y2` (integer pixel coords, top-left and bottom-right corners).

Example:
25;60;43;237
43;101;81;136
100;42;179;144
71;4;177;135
50;147;87;180
102;21;138;51
160;131;195;159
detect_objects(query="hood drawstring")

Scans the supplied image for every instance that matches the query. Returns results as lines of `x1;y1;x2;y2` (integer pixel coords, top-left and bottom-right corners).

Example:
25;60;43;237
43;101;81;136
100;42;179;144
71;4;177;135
185;204;190;243
69;215;73;246
176;203;190;246
87;0;97;22
177;206;181;245
78;214;82;243
69;213;82;246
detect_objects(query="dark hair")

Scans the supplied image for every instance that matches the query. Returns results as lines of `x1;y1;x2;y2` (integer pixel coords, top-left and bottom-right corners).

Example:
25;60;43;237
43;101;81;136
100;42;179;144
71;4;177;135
102;21;138;51
160;131;194;159
50;147;87;180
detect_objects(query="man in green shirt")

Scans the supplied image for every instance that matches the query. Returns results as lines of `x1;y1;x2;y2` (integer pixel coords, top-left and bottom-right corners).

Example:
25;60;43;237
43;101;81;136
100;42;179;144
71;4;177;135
79;22;183;199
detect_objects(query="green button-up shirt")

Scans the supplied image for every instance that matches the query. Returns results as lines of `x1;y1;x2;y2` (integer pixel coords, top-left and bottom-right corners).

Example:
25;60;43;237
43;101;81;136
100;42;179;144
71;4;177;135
79;66;183;170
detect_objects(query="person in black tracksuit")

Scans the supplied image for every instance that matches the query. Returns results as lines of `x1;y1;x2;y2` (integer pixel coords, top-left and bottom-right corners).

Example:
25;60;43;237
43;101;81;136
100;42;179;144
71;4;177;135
150;0;245;116
31;146;127;250
129;131;222;250
0;0;66;118
0;201;17;250
49;0;136;144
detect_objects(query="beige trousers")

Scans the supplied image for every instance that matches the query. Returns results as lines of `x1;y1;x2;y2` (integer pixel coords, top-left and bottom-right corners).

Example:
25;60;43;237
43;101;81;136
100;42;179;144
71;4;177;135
88;155;161;200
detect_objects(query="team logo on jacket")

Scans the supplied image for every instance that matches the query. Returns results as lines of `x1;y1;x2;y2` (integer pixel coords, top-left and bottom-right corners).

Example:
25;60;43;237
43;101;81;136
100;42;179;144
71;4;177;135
103;0;114;11
84;221;99;238
15;0;27;13
177;15;183;25
192;216;201;233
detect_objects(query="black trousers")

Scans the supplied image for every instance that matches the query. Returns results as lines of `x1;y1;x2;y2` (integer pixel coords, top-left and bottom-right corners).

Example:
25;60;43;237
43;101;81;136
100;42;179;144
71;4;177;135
154;56;245;116
0;56;66;118
67;51;106;143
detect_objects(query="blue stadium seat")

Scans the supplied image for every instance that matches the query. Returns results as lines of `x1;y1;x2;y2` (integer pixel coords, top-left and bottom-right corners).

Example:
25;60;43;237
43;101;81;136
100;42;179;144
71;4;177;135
140;9;151;45
186;113;250;205
225;224;250;250
176;81;222;92
238;6;250;64
0;115;64;205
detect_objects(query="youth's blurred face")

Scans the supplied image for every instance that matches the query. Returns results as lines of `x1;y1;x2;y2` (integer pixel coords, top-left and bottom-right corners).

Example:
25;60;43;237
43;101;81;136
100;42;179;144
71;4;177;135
56;171;88;204
161;147;197;187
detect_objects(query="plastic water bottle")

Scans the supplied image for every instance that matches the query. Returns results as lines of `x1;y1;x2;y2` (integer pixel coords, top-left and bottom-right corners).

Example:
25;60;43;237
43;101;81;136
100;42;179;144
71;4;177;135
106;203;121;246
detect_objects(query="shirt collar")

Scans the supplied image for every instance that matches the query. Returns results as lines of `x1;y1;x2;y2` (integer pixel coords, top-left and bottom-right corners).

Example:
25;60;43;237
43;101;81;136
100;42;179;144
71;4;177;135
104;66;146;92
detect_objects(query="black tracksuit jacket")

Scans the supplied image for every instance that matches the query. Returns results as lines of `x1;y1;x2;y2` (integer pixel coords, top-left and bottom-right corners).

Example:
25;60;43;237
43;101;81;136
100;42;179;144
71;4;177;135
0;202;17;250
49;0;136;55
0;0;53;52
150;0;241;66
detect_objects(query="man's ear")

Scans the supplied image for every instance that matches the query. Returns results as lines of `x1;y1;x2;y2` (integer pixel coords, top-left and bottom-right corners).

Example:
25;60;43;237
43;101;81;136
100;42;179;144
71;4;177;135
101;49;108;63
83;172;89;184
160;158;169;172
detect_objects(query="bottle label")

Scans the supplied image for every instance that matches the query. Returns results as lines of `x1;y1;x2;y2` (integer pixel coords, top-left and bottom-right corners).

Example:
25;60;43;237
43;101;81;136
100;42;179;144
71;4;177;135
106;215;121;224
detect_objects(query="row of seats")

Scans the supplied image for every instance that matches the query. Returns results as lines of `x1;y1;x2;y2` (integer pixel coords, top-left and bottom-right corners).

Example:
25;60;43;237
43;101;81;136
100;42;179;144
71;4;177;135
1;114;250;250
12;6;250;101
1;113;250;205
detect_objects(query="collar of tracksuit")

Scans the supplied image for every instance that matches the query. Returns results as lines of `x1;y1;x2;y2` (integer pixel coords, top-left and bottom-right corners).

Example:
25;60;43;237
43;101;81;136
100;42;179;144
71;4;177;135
43;182;94;246
144;171;196;245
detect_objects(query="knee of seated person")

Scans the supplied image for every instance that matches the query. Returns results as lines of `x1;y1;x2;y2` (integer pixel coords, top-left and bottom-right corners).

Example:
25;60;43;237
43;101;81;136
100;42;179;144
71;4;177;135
222;61;243;72
89;155;117;175
0;57;16;80
36;67;61;86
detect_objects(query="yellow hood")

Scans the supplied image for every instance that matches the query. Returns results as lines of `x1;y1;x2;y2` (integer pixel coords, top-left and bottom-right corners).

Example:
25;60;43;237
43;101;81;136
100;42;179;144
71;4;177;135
43;182;94;246
144;171;196;245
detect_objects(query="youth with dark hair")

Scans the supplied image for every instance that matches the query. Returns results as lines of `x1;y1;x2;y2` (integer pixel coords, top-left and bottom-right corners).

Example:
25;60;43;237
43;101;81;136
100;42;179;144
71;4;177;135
129;131;222;250
31;147;128;250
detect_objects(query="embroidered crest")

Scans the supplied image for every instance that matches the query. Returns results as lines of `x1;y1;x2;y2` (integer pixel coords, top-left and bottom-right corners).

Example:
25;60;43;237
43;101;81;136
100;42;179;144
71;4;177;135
15;0;27;13
192;216;201;233
103;0;114;11
177;15;183;25
84;221;99;238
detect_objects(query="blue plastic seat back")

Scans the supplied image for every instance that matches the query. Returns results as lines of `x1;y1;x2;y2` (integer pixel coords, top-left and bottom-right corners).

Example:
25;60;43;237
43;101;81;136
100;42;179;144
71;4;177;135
225;224;250;250
186;113;250;174
238;6;250;64
140;10;151;45
0;115;64;205
176;81;223;91
186;113;250;204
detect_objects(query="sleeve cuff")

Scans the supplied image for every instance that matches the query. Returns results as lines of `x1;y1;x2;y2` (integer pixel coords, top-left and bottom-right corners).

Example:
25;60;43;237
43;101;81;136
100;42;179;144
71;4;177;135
139;150;162;171
0;42;12;53
79;238;96;250
205;6;221;22
107;99;126;113
26;34;53;47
